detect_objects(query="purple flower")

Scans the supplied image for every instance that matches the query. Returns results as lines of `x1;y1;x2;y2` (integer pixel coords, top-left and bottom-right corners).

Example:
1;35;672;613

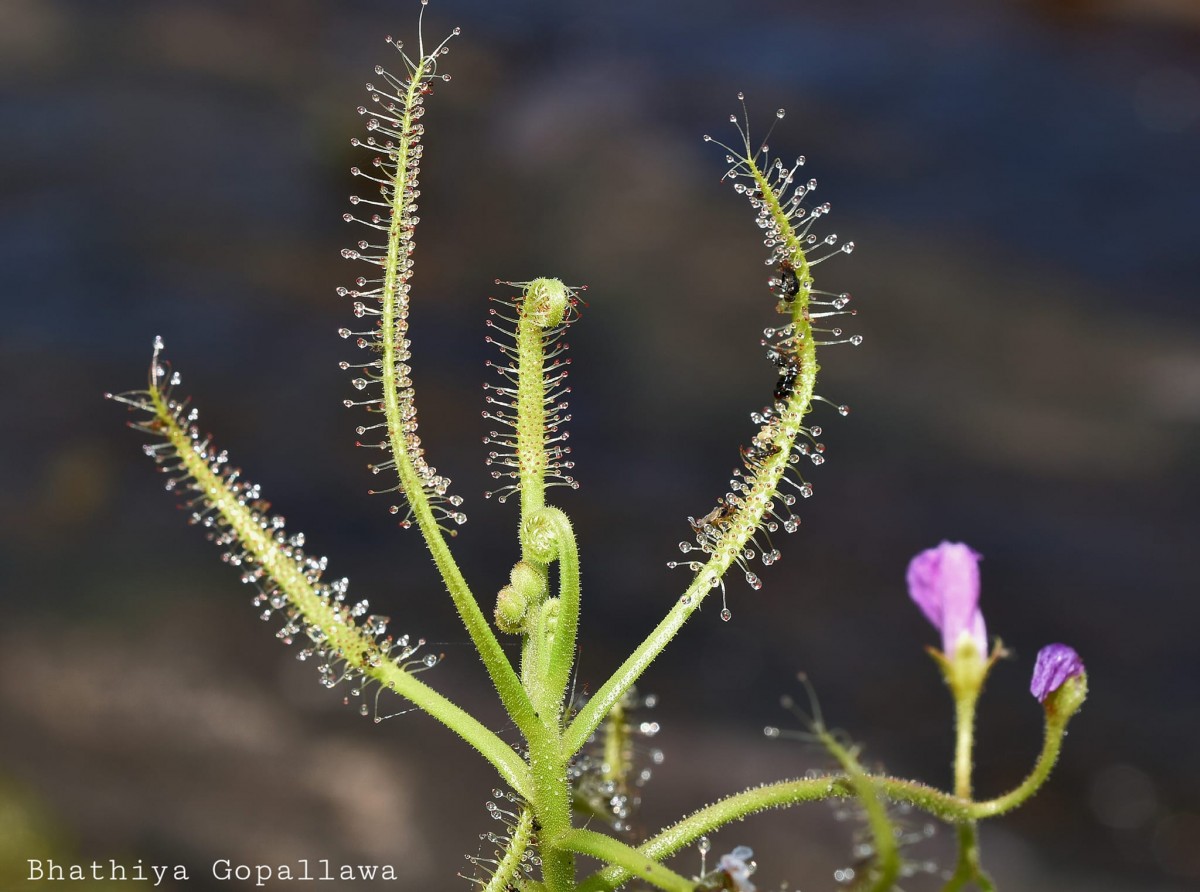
1030;644;1086;702
906;542;987;657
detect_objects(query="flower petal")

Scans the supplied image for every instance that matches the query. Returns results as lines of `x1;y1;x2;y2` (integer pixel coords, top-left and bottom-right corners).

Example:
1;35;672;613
906;542;983;654
1030;643;1086;702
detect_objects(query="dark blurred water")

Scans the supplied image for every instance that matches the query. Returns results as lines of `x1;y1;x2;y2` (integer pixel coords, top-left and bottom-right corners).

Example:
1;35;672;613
1;0;1198;889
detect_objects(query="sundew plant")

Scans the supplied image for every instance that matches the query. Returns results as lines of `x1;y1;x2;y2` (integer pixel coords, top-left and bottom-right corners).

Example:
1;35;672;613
109;5;1088;890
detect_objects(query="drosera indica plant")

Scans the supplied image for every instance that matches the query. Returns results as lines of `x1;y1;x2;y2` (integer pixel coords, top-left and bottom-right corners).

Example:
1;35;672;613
107;4;1089;890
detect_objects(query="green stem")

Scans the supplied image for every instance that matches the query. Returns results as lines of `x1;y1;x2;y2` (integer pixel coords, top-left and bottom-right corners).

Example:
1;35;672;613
541;508;580;727
601;697;630;786
564;585;699;756
942;684;985;890
872;776;972;822
401;458;538;732
941;824;992;892
398;450;539;737
516;507;580;726
953;690;978;799
969;714;1068;818
815;728;898;892
577;777;843;892
559;830;694;892
528;725;574;892
577;773;986;892
374;663;531;800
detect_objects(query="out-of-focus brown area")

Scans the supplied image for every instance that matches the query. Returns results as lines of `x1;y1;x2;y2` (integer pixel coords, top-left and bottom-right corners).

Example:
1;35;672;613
1;0;1197;889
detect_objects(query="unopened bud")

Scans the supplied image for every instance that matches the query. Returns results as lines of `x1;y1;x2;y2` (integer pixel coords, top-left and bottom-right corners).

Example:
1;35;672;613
1031;643;1087;720
509;560;547;602
494;584;527;634
521;511;560;563
522;278;569;328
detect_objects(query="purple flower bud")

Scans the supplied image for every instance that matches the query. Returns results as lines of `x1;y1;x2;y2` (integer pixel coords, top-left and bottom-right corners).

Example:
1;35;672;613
1030;643;1086;702
906;542;987;657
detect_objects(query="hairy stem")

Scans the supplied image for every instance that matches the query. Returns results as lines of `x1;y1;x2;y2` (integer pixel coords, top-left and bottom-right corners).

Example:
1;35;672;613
815;728;899;892
969;713;1069;818
559;830;694;892
577;777;843;892
942;686;988;891
601;696;630;786
953;690;978;799
577;771;990;892
529;724;575;892
541;508;580;727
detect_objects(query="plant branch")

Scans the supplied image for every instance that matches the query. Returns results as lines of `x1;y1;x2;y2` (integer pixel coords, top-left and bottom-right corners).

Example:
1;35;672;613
565;141;826;756
559;830;694;892
371;56;537;740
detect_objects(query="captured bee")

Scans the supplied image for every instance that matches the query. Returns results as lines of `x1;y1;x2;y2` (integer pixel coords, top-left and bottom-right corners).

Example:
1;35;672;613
769;258;801;302
769;347;801;403
689;495;738;537
774;364;798;402
740;437;781;470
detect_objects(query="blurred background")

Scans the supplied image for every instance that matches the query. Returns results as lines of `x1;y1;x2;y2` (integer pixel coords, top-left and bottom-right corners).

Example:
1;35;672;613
1;0;1197;889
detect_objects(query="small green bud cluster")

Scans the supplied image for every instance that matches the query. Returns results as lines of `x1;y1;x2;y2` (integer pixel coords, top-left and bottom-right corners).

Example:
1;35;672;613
495;561;548;634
